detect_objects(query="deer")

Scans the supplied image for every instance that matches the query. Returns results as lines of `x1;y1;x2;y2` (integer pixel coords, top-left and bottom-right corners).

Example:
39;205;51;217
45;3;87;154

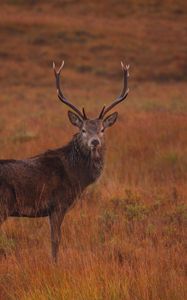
0;61;129;262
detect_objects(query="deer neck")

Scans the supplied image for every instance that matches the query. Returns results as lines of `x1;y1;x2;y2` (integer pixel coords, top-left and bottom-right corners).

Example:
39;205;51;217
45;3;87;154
64;134;105;188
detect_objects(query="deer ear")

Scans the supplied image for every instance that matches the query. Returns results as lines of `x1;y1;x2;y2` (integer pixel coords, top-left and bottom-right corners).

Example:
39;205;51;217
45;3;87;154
103;112;118;128
68;111;83;128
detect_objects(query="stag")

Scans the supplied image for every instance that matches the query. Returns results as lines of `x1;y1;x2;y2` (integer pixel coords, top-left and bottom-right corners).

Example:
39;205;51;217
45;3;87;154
0;61;129;262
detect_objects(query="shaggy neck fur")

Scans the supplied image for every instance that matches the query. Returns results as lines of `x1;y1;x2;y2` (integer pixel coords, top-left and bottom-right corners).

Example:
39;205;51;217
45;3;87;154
63;133;105;188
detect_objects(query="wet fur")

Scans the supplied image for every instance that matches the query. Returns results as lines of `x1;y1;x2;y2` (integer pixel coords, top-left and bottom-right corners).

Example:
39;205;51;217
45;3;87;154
0;133;105;261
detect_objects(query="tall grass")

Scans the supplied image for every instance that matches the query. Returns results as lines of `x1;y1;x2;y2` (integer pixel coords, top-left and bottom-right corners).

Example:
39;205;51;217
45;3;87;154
0;1;186;299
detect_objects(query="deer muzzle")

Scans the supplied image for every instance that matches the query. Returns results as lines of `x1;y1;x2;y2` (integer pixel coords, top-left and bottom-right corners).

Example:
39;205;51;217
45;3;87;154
89;138;101;150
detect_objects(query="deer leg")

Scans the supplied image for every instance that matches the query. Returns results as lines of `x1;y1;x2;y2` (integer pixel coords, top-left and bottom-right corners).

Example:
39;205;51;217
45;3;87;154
0;182;15;227
0;214;7;227
49;209;65;263
0;199;7;226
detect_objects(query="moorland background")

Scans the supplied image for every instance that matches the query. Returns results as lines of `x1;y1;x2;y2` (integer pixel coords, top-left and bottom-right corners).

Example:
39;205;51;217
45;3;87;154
0;1;187;299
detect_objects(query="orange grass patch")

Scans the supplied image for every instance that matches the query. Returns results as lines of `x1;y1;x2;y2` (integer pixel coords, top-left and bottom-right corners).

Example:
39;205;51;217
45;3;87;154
0;1;187;299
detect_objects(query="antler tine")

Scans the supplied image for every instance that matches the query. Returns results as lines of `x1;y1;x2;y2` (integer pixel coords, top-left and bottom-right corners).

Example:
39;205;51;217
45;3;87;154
82;107;88;120
53;61;85;119
98;62;130;119
98;105;106;119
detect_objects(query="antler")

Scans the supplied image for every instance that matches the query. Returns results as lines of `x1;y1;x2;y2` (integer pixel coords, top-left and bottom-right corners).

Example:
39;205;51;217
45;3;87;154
53;61;87;119
98;62;130;119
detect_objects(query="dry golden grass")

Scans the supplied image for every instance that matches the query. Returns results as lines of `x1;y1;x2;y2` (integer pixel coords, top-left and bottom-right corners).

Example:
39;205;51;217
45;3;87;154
0;1;187;299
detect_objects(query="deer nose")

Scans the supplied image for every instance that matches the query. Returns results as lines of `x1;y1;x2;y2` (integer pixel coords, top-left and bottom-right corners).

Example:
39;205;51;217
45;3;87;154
91;139;100;147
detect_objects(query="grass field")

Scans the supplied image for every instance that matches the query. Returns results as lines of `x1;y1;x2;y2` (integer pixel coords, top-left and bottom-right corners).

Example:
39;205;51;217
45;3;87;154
0;1;187;299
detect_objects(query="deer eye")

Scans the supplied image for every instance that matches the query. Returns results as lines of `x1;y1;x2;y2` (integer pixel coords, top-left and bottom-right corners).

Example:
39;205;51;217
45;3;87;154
82;129;86;133
101;128;105;133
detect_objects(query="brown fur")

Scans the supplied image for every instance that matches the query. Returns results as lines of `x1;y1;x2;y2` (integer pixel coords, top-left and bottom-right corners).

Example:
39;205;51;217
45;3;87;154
0;124;106;262
0;62;121;262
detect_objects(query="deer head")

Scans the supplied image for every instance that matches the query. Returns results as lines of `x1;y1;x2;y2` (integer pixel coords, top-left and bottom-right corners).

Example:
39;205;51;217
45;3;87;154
53;61;129;154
